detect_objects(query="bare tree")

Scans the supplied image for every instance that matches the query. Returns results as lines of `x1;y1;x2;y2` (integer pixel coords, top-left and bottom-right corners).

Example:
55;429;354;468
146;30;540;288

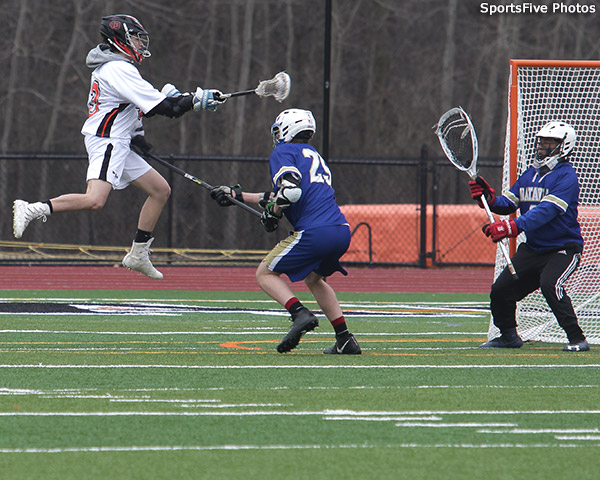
440;0;457;112
41;0;86;150
1;0;28;153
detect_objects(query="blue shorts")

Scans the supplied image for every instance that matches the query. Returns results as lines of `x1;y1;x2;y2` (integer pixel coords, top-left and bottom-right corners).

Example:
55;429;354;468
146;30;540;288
264;224;350;282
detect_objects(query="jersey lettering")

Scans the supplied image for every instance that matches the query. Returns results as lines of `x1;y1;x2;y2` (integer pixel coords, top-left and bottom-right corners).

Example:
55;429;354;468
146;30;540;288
88;80;100;117
520;186;548;202
304;148;332;186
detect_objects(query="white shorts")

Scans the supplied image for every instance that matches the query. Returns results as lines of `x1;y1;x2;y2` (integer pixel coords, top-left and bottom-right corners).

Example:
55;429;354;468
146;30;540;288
84;135;151;190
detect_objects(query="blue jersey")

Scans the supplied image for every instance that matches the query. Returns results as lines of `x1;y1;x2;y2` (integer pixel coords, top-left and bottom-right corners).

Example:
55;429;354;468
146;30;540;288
491;162;583;251
269;143;347;231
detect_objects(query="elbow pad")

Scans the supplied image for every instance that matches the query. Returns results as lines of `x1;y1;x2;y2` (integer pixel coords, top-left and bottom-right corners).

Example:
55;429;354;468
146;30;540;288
275;178;302;208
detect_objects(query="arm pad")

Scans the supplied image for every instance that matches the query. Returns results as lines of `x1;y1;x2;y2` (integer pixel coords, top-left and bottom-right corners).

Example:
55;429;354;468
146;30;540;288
147;95;194;118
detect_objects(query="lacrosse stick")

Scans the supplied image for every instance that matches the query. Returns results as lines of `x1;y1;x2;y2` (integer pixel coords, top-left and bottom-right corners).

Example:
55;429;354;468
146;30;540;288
215;72;291;103
134;149;262;218
434;106;518;279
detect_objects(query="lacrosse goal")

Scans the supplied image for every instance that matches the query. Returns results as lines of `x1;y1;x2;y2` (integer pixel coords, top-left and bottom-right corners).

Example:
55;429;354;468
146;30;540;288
490;59;600;344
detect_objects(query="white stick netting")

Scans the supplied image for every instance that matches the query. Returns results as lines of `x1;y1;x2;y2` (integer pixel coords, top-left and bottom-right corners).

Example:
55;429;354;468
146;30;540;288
491;62;600;344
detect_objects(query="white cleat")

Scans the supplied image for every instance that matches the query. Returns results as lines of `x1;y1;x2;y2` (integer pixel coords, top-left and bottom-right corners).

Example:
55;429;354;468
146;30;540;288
13;200;50;239
122;238;163;280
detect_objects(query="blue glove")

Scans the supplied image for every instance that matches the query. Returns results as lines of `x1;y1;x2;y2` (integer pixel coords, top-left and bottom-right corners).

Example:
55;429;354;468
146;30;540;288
193;87;225;111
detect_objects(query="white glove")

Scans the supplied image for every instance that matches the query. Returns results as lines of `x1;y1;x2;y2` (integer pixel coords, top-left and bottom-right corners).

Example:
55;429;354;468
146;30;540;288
161;83;182;97
210;89;227;105
192;87;226;111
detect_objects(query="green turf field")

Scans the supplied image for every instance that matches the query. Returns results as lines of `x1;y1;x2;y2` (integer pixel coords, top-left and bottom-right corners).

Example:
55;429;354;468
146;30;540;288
0;290;598;479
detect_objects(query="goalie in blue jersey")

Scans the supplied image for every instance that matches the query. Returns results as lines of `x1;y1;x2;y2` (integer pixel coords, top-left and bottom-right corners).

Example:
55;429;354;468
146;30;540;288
469;121;589;352
210;109;361;354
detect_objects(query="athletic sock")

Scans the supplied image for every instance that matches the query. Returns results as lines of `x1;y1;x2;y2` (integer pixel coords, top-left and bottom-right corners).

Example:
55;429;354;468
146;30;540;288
134;229;153;243
284;297;304;315
44;200;54;214
331;315;349;338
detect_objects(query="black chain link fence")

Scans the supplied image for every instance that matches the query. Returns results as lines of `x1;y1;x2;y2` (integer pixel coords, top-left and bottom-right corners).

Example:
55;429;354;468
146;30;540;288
0;149;503;266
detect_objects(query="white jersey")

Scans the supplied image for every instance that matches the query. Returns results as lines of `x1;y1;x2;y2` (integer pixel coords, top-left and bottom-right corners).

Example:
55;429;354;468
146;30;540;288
81;45;165;139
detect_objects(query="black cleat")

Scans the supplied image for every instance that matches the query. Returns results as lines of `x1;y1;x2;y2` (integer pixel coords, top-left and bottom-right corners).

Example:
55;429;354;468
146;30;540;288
323;334;362;354
479;335;523;349
277;308;319;353
563;339;590;352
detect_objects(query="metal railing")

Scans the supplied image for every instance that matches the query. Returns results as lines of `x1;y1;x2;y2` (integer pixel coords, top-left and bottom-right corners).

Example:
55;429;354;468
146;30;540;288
0;149;503;267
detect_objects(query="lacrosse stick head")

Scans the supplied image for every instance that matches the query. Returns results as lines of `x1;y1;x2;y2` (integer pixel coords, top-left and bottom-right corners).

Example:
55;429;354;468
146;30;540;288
434;106;479;178
255;72;291;102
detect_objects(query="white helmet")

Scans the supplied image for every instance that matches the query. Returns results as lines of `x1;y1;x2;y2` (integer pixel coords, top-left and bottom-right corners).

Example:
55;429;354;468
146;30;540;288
533;121;576;170
271;109;316;145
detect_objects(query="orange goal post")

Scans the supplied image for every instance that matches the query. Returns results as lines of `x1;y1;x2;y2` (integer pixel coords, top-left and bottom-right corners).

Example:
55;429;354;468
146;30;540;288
490;59;600;344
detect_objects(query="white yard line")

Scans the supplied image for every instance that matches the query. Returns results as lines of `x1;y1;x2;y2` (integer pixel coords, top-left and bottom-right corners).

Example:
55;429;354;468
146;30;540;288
0;442;596;454
1;409;600;416
1;364;600;369
0;330;487;336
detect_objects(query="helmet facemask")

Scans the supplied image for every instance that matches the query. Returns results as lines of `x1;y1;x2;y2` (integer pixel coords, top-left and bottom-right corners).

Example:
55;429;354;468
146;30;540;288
102;15;151;64
533;137;563;170
532;121;576;171
122;24;150;62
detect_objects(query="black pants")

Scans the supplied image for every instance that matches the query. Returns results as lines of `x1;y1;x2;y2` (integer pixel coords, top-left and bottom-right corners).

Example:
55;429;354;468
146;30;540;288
490;243;585;343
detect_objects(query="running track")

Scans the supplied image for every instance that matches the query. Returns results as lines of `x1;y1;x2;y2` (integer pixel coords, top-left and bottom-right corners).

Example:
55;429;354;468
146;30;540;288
0;266;492;293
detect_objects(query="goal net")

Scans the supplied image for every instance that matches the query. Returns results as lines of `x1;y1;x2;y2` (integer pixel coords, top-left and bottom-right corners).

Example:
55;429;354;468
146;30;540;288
490;59;600;344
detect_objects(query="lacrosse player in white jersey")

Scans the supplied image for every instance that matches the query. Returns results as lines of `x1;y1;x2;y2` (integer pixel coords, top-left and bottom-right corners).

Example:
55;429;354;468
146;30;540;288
12;14;225;279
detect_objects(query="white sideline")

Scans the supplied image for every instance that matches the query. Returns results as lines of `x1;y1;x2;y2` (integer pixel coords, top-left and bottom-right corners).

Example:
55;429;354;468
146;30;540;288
0;442;595;453
1;409;600;416
1;364;600;369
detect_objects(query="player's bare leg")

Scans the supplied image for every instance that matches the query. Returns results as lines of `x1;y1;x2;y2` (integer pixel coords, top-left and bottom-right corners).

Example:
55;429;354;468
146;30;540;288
256;261;319;353
13;180;112;239
130;169;171;232
304;272;343;320
256;261;296;306
49;179;112;212
305;272;361;355
122;169;171;280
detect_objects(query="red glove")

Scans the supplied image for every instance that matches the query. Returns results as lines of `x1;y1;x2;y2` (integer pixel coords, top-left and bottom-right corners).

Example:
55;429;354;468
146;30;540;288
469;176;495;208
483;219;519;243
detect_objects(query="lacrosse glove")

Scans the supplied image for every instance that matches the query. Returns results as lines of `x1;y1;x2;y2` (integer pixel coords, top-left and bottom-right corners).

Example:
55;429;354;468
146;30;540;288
260;201;281;232
193;87;226;111
469;176;496;208
131;135;153;154
210;185;243;207
483;219;519;242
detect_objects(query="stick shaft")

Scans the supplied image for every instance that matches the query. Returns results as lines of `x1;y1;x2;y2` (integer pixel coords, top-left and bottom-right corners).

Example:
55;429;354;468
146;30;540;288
141;151;262;218
479;194;519;279
221;89;255;98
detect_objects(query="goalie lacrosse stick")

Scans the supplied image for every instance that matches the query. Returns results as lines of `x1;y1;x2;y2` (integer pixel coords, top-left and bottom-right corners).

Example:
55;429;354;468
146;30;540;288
134;149;262;218
434;106;518;279
215;72;291;103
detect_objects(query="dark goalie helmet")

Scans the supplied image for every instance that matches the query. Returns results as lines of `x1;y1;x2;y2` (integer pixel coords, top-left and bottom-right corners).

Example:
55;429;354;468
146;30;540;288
100;14;151;63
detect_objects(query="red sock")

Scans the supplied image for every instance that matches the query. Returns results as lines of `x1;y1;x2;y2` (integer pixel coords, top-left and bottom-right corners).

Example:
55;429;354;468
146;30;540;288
331;315;349;336
284;297;303;314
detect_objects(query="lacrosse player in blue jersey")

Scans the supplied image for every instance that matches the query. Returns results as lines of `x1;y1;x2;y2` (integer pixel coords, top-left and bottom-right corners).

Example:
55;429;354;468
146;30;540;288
469;121;589;352
211;109;361;354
